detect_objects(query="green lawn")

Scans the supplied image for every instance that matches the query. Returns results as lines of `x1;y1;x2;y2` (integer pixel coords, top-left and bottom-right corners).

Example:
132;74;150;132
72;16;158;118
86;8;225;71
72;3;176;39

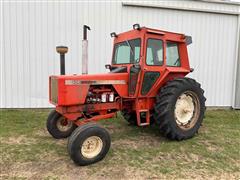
0;109;239;179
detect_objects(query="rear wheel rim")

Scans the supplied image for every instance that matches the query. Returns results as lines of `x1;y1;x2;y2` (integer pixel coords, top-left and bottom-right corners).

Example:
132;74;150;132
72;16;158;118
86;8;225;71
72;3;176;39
81;136;103;159
56;117;73;132
174;91;200;130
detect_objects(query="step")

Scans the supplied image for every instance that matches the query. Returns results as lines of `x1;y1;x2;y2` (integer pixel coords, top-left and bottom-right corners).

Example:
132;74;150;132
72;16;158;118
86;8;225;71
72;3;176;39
139;122;150;126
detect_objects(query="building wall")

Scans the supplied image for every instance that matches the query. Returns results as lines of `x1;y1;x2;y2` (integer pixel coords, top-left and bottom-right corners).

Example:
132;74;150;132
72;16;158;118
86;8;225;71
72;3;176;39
234;15;240;109
1;1;240;108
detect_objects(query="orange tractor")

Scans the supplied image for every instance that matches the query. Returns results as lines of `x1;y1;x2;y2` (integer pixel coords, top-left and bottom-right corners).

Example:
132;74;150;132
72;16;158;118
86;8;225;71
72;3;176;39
47;24;206;166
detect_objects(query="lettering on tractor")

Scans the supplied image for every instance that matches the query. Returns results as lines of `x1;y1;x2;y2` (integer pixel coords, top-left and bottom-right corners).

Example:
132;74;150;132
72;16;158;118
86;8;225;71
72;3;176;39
47;24;206;166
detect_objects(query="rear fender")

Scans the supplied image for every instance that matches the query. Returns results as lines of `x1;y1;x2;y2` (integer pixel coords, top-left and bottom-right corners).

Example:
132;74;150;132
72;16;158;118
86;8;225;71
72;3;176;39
145;69;189;98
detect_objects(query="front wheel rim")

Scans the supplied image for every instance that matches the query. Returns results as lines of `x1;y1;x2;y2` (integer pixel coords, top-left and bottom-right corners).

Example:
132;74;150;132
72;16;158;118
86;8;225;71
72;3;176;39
56;117;73;132
81;136;103;159
174;91;200;130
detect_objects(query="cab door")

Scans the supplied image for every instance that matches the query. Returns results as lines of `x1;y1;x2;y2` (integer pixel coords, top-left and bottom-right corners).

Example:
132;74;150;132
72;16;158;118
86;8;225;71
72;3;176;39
139;33;166;97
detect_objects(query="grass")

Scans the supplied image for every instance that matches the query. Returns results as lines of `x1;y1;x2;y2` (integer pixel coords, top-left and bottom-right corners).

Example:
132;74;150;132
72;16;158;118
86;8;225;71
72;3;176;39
0;109;239;179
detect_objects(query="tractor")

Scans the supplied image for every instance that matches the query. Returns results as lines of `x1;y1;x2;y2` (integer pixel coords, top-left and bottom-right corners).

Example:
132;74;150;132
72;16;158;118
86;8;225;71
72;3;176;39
47;24;206;166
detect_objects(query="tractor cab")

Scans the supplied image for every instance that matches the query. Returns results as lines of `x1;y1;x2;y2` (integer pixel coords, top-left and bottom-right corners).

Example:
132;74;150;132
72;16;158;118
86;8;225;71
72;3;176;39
108;24;192;98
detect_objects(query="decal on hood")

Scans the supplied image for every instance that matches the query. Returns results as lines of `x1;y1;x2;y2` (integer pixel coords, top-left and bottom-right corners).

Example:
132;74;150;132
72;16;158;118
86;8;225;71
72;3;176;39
65;80;127;85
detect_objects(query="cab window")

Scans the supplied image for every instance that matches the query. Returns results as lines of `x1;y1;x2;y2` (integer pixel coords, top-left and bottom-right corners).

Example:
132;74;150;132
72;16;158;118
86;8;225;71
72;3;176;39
112;39;141;64
166;42;180;66
146;39;163;66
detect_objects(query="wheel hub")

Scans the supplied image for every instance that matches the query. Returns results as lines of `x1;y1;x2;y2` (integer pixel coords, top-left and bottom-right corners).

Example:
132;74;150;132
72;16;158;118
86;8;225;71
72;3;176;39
81;136;103;159
174;91;200;129
56;117;73;132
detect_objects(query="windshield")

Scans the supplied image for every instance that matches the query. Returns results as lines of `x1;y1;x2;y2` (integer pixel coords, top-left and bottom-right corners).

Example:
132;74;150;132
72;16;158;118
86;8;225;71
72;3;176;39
112;38;141;64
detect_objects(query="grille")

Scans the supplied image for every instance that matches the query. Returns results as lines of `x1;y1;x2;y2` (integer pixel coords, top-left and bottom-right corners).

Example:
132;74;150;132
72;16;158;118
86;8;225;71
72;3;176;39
51;78;58;104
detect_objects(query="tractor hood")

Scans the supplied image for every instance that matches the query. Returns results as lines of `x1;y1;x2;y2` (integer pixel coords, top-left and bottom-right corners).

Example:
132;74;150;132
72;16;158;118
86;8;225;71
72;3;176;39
49;73;129;106
58;73;128;85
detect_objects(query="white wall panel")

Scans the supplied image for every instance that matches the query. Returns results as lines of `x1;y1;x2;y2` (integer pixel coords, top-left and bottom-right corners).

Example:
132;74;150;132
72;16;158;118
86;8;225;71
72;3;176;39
0;1;3;108
234;15;240;109
121;5;238;107
1;1;239;108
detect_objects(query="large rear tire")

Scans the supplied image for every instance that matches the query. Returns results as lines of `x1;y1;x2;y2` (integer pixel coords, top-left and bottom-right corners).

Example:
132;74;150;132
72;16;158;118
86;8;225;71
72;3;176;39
154;77;206;140
46;110;77;139
68;123;111;166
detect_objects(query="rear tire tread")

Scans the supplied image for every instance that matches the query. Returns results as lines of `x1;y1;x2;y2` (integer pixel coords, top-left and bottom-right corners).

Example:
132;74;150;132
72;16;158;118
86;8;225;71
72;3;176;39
154;77;206;140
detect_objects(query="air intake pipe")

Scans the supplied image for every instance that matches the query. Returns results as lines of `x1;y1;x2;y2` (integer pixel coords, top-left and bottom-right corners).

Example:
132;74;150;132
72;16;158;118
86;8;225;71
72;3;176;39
56;46;68;75
82;25;91;74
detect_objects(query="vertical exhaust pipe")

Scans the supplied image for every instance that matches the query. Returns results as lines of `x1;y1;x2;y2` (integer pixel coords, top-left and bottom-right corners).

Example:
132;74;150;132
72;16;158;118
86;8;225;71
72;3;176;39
56;46;68;75
82;25;91;74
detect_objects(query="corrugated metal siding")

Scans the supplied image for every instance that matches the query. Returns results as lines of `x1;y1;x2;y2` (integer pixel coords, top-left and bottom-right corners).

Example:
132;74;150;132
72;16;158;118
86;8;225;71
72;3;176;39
1;1;239;108
235;53;240;109
0;2;3;108
234;15;240;109
123;0;240;14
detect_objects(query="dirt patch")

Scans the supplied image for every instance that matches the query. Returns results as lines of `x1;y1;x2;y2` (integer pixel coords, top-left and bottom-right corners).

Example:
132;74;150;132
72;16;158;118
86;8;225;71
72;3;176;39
180;169;240;179
34;129;50;137
0;155;156;179
200;140;224;152
2;158;239;180
88;165;162;180
112;135;161;149
104;123;127;134
0;135;36;145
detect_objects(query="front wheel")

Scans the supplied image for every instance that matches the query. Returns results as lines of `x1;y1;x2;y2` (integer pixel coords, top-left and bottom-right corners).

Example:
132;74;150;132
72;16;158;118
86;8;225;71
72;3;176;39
154;77;206;140
67;123;111;166
46;110;77;139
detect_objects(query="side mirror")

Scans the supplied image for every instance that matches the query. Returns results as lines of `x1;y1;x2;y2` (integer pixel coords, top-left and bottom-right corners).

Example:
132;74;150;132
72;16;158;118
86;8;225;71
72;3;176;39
105;64;112;70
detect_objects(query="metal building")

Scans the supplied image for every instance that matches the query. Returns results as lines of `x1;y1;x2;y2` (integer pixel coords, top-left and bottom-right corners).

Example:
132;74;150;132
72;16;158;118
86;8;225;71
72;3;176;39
1;1;240;108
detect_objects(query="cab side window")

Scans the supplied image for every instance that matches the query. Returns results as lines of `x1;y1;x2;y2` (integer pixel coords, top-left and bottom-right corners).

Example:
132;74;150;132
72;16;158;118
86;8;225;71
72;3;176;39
166;42;180;67
146;39;163;66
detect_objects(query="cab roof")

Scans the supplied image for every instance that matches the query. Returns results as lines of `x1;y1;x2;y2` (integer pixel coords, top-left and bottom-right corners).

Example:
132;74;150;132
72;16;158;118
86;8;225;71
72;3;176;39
114;26;191;45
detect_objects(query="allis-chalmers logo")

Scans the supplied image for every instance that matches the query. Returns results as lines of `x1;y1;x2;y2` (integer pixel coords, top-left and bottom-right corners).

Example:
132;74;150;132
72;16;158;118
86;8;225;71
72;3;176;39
65;80;126;85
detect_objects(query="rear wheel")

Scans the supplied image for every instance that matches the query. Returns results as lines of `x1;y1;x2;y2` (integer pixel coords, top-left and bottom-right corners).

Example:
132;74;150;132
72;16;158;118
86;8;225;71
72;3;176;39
68;123;111;166
154;77;206;140
46;110;77;139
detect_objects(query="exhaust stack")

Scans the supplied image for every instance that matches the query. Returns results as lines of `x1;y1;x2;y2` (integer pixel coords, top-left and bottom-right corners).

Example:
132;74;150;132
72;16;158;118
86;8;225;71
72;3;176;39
82;25;91;74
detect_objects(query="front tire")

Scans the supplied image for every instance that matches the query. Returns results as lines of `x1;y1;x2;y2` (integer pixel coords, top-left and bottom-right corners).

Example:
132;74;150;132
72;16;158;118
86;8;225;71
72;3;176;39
154;77;206;140
46;110;77;139
68;123;111;166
